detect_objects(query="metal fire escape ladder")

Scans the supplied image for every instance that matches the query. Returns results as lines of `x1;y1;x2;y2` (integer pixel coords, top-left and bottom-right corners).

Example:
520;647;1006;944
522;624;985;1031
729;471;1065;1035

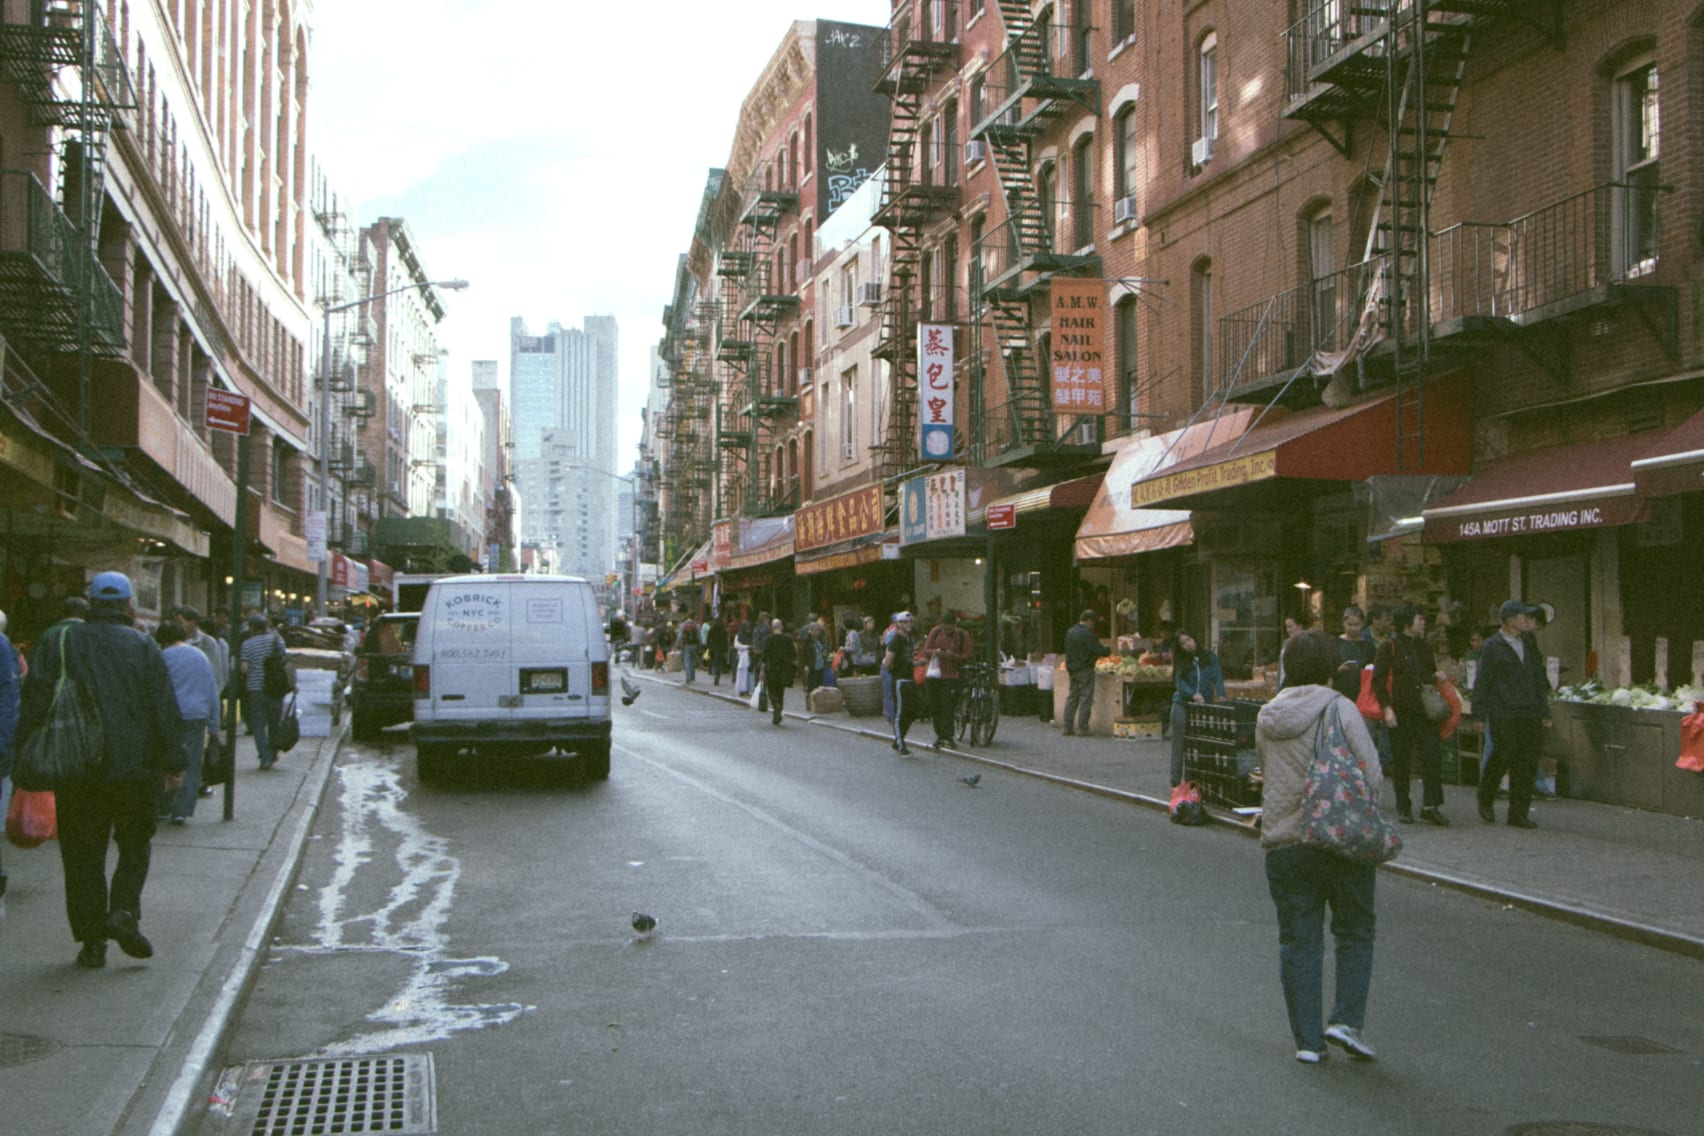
0;1;135;432
966;2;1100;461
872;1;957;481
1373;1;1472;471
733;170;799;516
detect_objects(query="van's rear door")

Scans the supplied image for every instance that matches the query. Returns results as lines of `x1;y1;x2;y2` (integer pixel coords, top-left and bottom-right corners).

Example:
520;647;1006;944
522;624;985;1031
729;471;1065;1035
422;580;514;722
513;586;592;718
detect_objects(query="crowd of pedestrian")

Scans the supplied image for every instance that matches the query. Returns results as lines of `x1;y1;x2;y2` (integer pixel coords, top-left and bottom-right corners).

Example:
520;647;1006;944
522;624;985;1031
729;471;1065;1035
0;571;324;969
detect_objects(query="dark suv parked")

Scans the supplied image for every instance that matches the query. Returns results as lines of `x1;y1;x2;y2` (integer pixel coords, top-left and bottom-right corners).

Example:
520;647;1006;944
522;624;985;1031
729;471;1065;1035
350;613;419;741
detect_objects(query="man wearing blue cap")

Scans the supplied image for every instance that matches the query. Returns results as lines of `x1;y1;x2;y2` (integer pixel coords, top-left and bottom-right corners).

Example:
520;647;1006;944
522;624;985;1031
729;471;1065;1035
1473;599;1552;829
16;571;182;967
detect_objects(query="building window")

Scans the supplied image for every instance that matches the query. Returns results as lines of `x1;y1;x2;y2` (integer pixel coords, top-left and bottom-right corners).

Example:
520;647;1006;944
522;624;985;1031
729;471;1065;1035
1116;295;1139;433
1614;58;1660;279
803;113;813;174
841;365;857;458
1113;0;1136;44
1115;104;1139;210
943;233;959;321
1198;32;1218;156
1072;0;1092;75
1308;211;1336;351
1072;134;1095;248
943;98;959;188
1037;162;1057;250
1193;260;1213;403
271;439;291;505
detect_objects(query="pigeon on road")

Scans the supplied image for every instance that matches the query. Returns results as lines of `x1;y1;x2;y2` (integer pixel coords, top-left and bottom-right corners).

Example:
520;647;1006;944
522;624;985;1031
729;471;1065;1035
631;912;657;939
620;674;641;706
958;774;981;788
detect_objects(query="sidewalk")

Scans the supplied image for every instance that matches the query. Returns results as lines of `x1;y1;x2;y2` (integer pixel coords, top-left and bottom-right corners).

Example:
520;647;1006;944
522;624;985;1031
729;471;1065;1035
664;670;1704;959
0;726;341;1136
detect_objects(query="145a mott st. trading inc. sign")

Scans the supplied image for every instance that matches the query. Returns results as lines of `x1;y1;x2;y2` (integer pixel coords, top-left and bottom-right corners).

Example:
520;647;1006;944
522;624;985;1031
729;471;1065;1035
1422;493;1648;543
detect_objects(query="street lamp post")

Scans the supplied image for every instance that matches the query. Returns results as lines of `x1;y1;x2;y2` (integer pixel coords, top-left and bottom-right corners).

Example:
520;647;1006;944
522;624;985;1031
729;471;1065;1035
316;278;468;615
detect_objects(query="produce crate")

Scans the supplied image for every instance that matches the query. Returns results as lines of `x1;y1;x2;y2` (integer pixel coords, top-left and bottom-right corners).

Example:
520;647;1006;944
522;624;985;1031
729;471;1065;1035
1113;717;1163;739
1183;700;1265;808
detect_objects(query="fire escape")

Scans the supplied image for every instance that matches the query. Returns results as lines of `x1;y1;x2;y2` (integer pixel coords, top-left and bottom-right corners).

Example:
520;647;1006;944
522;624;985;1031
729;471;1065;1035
718;164;799;517
965;1;1101;468
0;1;135;432
1281;0;1565;468
663;298;717;550
871;0;957;481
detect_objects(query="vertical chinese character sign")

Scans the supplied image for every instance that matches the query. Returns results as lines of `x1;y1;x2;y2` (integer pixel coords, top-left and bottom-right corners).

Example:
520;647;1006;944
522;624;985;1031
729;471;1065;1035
1050;278;1105;412
917;323;955;461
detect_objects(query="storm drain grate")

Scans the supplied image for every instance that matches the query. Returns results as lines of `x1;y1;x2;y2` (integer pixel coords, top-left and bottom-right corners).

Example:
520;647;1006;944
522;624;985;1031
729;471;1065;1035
1577;1035;1684;1056
0;1032;60;1068
245;1054;435;1135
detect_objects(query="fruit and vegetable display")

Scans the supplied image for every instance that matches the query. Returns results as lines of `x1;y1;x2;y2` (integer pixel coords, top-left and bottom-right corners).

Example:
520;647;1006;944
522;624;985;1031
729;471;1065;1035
1095;651;1173;679
1553;681;1704;713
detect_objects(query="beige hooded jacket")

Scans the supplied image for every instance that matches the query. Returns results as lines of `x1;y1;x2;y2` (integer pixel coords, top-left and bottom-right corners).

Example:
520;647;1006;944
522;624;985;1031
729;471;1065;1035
1256;683;1384;850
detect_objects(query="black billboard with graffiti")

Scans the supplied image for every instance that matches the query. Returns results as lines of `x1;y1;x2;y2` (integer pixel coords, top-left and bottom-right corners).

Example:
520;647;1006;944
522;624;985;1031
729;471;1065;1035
815;21;890;221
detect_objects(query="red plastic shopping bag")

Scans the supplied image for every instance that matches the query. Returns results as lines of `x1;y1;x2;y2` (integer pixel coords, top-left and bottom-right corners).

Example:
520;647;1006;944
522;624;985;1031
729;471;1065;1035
1435;680;1463;741
5;788;57;848
1678;707;1704;773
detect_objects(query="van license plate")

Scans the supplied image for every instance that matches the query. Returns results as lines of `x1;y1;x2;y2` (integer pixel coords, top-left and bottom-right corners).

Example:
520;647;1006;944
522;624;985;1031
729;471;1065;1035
520;668;568;695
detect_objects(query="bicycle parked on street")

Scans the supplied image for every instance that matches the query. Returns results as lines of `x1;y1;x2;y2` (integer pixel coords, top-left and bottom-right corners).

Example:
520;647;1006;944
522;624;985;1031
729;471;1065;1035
954;661;1000;746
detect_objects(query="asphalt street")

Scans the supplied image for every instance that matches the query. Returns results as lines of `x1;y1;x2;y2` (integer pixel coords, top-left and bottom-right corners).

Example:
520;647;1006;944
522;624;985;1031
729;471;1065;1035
195;682;1704;1136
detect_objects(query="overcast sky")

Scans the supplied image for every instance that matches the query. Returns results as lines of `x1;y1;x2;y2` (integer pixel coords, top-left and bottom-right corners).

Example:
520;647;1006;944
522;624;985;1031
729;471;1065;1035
306;0;891;470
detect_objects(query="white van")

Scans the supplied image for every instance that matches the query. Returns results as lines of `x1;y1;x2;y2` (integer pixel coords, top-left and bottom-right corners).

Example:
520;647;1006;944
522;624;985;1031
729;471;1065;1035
411;574;612;780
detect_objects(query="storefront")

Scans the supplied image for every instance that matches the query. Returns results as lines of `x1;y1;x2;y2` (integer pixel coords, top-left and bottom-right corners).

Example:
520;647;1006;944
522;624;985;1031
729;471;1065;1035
980;470;1101;662
710;516;796;627
791;485;908;631
1125;386;1472;682
1421;431;1653;686
1073;408;1261;652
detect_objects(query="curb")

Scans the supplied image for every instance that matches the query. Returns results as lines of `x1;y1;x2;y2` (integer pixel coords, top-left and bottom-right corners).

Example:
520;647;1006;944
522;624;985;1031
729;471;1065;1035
135;723;349;1136
654;671;1704;962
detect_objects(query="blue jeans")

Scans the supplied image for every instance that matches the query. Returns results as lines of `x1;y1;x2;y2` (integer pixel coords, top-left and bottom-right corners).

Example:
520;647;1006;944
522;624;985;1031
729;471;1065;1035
682;645;697;682
166;720;206;818
1265;844;1377;1051
246;689;281;766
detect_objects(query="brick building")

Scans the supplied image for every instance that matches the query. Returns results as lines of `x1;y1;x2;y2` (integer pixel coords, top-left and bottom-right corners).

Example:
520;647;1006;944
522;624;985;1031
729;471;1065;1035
657;0;1704;741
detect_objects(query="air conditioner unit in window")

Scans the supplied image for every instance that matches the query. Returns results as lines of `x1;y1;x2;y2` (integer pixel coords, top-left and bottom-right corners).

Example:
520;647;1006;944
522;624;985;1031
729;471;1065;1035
857;282;882;306
798;367;813;387
963;140;987;165
835;305;855;328
1191;135;1214;167
1113;195;1138;225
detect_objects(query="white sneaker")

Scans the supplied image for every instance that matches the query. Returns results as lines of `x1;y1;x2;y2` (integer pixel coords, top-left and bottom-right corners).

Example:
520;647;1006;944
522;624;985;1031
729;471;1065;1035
1325;1023;1377;1060
1295;1048;1326;1064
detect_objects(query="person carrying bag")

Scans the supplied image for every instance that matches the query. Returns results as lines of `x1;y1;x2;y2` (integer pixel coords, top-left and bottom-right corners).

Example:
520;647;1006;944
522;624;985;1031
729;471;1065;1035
1255;630;1393;1066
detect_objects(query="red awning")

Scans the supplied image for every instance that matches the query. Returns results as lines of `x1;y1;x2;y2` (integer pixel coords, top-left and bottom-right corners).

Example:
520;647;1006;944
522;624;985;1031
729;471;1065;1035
1421;433;1654;543
1127;386;1471;509
1074;407;1259;560
1632;406;1704;497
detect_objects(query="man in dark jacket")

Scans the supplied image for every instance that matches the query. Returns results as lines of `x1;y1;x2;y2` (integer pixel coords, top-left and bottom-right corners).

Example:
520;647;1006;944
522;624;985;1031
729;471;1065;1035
1062;609;1111;737
760;618;796;726
17;572;182;967
1474;599;1551;828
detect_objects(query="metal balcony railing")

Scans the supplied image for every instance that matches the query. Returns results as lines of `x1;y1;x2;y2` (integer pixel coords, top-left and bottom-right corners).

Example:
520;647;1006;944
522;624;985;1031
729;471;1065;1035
879;0;959;73
0;168;124;353
974;197;1099;294
1214;256;1383;397
972;396;1103;464
1432;181;1663;324
1282;1;1389;103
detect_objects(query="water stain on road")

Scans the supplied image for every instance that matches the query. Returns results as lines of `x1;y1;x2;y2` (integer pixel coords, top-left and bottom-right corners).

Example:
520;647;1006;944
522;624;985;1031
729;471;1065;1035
298;755;533;1055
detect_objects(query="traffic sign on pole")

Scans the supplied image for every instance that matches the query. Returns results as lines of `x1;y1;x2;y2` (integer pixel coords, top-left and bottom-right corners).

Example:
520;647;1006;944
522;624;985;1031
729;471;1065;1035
205;389;252;435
